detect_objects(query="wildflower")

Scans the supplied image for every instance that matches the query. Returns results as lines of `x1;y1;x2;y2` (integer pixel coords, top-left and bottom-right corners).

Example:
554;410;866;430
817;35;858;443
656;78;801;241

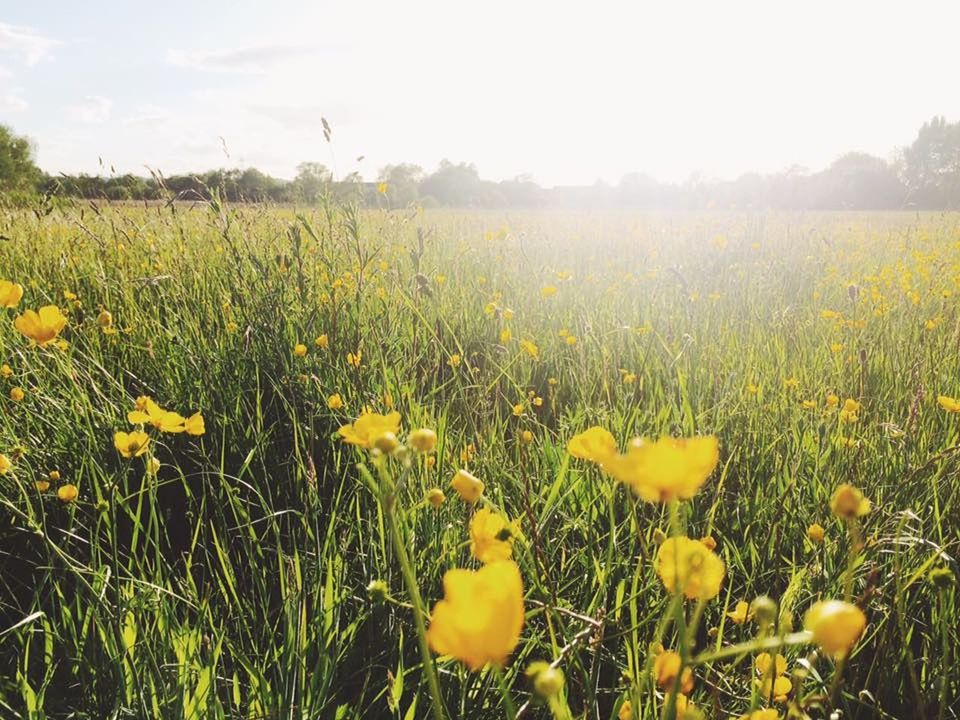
0;279;24;308
618;701;633;720
97;309;113;328
500;328;512;344
783;377;800;389
746;383;759;395
520;340;539;359
0;364;11;378
448;354;462;368
367;579;389;602
451;469;484;503
566;426;617;464
830;484;870;519
657;536;725;600
521;430;533;444
327;393;344;410
512;403;524;417
540;285;558;298
427;560;524;670
184;412;205;436
147;457;161;474
114;430;150;458
803;600;867;657
801;399;816;410
937;395;960;413
35;479;50;492
526;662;564;698
315;334;329;349
9;387;24;402
337;411;402;449
226;321;238;333
409;428;438;453
604;436;719;503
14;305;68;347
426;488;445;508
0;454;11;474
654;649;694;693
128;397;186;433
294;343;307;357
807;523;825;543
374;432;400;453
470;508;518;563
826;393;839;407
57;484;79;503
48;470;60;481
726;600;751;624
739;710;780;720
839;398;860;423
700;535;717;550
623;373;636;384
755;653;792;701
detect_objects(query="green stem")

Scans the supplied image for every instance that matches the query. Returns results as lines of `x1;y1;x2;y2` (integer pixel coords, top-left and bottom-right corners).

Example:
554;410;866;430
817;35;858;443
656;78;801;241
493;665;518;720
384;493;447;720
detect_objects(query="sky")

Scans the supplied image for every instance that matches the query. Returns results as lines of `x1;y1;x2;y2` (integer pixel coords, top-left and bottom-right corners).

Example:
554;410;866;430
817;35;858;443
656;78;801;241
1;0;959;186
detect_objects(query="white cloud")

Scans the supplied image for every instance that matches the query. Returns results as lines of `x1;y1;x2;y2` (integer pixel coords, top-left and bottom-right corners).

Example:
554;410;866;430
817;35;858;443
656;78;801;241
69;95;113;124
0;92;28;112
122;104;170;127
0;22;56;66
165;43;312;74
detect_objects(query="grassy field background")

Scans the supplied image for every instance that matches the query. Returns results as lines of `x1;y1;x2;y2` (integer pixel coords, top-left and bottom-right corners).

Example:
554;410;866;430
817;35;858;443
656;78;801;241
0;199;957;719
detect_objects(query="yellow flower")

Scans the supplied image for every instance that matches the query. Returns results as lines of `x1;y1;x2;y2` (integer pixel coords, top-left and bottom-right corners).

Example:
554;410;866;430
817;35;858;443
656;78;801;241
448;353;462;368
0;279;24;308
294;343;307;357
0;364;11;378
9;387;24;402
315;334;329;348
184;412;205;436
839;398;860;423
147;457;161;474
746;383;759;395
470;508;518;564
739;710;780;720
57;484;79;503
427;561;524;670
826;393;839;407
337;411;402;449
755;652;787;677
807;523;825;543
114;430;150;458
14;305;68;347
521;430;533;445
451;469;484;503
128;397;186;433
830;484;870;519
512;403;524;417
801;399;816;410
327;393;344;410
520;340;539;359
0;453;11;474
804;600;867;657
603;436;719;503
653;649;694;693
499;328;512;344
426;488;445;508
623;372;636;384
97;309;113;327
347;350;362;368
409;428;438;453
566;426;617;464
783;376;800;389
35;480;50;492
618;701;633;720
48;470;60;481
656;536;725;600
937;395;960;413
726;600;751;624
540;285;558;298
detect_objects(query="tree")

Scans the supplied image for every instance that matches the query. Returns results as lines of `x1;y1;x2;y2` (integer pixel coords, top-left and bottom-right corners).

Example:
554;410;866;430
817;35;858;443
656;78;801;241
418;160;484;206
290;162;332;204
378;163;423;206
0;125;41;196
901;116;960;208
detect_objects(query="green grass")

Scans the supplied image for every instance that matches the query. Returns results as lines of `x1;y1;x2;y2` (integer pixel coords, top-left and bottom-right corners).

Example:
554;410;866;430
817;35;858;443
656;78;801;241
0;199;957;719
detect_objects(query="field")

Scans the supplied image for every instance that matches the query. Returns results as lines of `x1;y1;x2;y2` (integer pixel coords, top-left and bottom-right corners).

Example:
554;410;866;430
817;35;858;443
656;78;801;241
0;200;958;719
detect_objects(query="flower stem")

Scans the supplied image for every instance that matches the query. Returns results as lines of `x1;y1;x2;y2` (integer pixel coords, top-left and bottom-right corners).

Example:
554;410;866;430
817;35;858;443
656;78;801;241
493;665;518;720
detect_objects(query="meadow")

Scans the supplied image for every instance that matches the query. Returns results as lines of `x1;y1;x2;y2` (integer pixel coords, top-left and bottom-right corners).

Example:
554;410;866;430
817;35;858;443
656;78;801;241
0;198;957;719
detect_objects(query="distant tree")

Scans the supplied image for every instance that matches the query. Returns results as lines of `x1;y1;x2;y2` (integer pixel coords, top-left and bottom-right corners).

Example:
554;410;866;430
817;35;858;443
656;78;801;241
498;174;546;207
290;162;332;204
0;124;41;197
419;160;484;206
378;163;423;206
901;116;960;208
809;153;905;210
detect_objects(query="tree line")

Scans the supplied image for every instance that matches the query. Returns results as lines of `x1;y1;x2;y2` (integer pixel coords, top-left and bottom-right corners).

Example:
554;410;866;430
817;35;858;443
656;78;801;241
2;117;959;209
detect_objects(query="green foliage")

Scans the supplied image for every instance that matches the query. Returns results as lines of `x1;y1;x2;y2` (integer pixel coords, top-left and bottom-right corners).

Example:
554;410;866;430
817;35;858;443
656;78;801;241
0;125;41;200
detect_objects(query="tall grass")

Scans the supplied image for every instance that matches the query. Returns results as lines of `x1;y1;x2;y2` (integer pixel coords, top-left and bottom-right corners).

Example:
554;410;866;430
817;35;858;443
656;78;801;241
0;197;957;718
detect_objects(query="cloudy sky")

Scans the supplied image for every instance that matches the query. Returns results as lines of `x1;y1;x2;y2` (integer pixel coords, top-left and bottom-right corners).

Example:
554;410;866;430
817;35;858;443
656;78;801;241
2;1;959;186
